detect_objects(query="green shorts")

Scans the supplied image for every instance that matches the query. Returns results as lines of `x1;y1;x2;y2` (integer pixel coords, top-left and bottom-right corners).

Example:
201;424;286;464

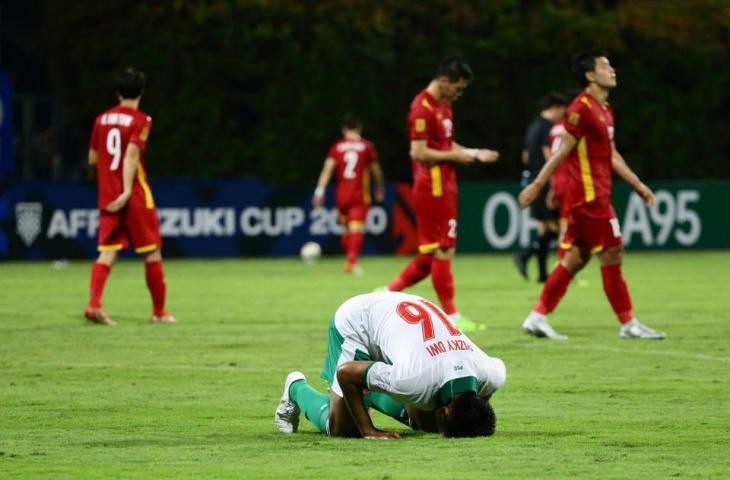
320;317;372;387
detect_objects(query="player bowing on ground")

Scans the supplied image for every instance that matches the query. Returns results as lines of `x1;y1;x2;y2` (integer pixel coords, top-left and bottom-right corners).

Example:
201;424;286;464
84;68;175;326
518;51;665;340
383;55;499;332
275;291;506;439
313;115;385;274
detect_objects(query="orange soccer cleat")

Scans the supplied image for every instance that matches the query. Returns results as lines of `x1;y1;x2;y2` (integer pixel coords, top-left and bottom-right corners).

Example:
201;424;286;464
84;305;116;326
150;312;177;324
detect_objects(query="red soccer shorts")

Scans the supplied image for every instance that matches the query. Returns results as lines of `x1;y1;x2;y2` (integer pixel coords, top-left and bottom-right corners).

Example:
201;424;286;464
98;206;162;254
561;205;622;254
336;200;368;228
414;190;457;254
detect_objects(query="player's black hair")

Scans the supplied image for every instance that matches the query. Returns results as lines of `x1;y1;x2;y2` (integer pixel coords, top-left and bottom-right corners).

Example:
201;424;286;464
540;91;568;110
114;68;146;99
443;392;496;438
571;50;608;86
436;54;473;82
341;113;362;131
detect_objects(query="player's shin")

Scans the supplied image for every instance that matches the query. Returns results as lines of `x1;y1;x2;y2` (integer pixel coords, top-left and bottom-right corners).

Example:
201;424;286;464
145;260;166;316
347;231;363;265
366;392;409;426
89;262;111;307
600;264;633;324
289;380;330;434
431;257;456;315
387;254;432;291
534;263;573;314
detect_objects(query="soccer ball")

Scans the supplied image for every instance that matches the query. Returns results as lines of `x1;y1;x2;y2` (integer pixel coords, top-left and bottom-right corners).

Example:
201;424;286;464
300;241;322;265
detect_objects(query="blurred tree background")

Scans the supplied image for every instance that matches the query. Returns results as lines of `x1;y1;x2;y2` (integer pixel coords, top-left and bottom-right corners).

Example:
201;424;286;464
4;0;729;184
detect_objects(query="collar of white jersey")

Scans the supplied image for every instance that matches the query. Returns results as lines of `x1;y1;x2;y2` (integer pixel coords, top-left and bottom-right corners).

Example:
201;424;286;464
437;376;479;406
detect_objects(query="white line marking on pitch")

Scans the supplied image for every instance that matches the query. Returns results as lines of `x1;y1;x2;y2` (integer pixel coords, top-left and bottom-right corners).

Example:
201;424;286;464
522;343;730;363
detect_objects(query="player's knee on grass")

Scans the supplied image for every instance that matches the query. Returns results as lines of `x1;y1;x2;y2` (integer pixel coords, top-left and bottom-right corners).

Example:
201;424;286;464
442;392;496;438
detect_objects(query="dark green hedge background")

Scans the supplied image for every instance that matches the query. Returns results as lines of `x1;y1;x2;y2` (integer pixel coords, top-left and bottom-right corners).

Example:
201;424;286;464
11;0;730;183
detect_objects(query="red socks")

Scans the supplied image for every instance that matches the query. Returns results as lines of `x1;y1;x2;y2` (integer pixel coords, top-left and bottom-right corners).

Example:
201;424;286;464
431;257;456;314
145;260;167;316
388;254;432;291
534;263;573;314
89;262;111;308
600;264;633;324
347;232;363;265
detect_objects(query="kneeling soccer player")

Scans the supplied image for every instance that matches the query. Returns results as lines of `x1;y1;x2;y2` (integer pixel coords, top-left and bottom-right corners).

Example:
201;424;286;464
274;291;506;439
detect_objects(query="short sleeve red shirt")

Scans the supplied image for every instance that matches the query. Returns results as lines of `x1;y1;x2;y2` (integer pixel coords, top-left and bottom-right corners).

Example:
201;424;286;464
563;92;615;217
408;90;456;198
328;138;377;206
89;106;154;210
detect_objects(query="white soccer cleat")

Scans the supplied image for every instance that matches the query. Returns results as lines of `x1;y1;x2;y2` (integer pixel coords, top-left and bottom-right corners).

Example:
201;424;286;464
620;320;666;340
522;312;568;340
274;371;306;433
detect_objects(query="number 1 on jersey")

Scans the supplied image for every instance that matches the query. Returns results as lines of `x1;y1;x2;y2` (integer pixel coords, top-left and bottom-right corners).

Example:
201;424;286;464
396;300;461;342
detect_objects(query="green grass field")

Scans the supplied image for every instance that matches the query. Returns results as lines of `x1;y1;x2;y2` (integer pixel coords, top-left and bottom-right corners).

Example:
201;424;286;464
1;251;729;479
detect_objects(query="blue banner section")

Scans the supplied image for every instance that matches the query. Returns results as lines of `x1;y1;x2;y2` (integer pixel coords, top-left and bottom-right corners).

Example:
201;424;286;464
0;72;14;176
0;180;413;260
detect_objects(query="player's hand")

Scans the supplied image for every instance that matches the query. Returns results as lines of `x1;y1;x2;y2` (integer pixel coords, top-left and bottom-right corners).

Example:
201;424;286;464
636;183;655;207
518;182;542;209
374;188;385;203
105;191;131;213
312;194;324;208
363;428;401;440
475;149;499;163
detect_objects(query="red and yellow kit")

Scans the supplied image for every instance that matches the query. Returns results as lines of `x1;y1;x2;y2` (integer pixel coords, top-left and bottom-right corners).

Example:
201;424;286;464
328;138;377;225
408;90;458;253
89;105;161;253
561;92;621;252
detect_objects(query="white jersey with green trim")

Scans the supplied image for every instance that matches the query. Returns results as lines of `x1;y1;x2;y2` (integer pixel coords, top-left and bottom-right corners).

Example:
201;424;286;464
333;291;506;410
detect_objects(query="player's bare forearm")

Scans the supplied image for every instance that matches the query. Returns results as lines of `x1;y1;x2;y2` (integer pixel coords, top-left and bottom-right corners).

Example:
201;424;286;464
88;149;98;166
518;132;576;208
122;144;140;194
313;158;335;206
371;162;385;201
411;140;472;164
612;147;655;207
336;361;400;440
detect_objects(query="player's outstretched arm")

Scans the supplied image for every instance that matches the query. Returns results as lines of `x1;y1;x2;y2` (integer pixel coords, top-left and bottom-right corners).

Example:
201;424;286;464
337;361;401;440
105;143;140;213
518;132;577;208
611;146;655;207
410;140;474;164
313;157;335;207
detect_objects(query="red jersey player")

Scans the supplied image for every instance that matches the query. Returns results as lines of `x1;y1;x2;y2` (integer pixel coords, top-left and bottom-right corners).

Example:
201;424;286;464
84;68;175;326
313;115;385;274
518;51;665;340
383;55;499;332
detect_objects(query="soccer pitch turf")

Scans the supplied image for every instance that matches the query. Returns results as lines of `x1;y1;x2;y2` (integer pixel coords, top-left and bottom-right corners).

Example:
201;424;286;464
1;251;728;479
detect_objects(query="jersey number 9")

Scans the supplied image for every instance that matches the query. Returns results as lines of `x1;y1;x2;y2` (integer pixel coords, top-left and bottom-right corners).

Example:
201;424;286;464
106;128;122;171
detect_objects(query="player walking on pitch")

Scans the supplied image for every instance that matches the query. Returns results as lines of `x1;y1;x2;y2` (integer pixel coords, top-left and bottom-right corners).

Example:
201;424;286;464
313;115;385;274
275;291;506;439
382;55;499;332
518;51;665;340
84;68;175;326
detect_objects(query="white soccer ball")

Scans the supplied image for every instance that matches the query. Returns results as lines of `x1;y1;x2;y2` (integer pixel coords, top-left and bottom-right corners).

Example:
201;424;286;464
300;241;322;265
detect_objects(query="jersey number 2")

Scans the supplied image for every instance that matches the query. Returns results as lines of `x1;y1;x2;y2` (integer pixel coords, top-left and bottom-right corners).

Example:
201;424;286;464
396;300;461;342
343;151;359;179
106;128;122;171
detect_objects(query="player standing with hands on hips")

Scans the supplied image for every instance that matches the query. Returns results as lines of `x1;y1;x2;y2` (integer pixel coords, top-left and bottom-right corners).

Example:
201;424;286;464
382;55;499;333
313;115;385;275
518;51;665;340
84;68;175;326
